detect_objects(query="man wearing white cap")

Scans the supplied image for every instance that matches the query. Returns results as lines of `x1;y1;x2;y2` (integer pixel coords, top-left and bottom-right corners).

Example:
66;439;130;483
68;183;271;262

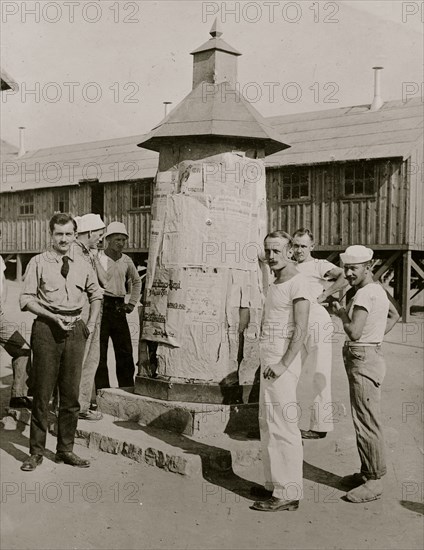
74;214;107;287
95;222;141;389
332;245;399;503
74;214;107;421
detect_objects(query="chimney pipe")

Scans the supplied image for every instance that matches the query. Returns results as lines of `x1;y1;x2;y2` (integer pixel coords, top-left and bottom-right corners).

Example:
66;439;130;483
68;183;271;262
163;102;172;117
18;126;26;157
370;67;383;111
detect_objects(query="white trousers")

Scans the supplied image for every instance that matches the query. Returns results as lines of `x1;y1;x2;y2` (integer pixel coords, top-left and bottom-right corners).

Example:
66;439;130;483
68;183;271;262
259;346;303;501
302;305;334;432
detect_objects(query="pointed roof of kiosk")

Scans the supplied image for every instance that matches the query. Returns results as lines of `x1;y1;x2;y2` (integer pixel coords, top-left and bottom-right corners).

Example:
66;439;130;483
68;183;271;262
138;22;290;157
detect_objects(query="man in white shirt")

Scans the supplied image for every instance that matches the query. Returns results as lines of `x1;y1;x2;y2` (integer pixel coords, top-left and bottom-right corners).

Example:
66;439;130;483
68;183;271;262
292;228;347;439
95;222;141;389
0;255;32;408
251;231;310;512
332;245;399;503
74;214;107;421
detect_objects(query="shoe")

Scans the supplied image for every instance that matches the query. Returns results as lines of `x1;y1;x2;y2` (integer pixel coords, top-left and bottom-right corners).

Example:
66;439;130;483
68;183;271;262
346;479;382;503
78;410;103;421
55;451;90;468
9;396;32;409
340;472;367;490
301;430;327;440
250;497;299;512
20;454;43;472
250;486;273;498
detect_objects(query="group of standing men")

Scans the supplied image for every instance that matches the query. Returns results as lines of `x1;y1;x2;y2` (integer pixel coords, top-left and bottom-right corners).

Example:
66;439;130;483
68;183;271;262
1;216;400;506
11;212;141;472
252;228;399;512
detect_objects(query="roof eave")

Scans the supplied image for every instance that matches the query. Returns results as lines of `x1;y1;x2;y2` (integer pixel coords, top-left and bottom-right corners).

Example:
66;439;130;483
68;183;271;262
138;134;290;156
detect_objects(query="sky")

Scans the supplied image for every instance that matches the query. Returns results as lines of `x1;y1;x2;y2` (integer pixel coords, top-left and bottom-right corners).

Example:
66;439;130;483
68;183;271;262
1;0;423;151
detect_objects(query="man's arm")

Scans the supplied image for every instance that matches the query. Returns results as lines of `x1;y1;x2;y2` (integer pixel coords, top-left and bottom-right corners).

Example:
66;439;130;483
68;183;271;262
23;301;66;327
385;300;400;334
1;272;7;304
91;252;108;288
84;264;103;329
123;260;142;313
318;267;349;304
263;298;310;379
332;302;368;341
86;299;101;330
0;257;7;303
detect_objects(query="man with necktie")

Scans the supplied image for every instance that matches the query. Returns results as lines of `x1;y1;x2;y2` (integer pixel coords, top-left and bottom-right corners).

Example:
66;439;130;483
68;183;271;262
19;213;102;472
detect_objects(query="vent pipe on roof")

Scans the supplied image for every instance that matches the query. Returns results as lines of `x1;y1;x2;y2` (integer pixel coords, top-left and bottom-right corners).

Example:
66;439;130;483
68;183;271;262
163;101;172;117
18;126;26;157
370;67;384;111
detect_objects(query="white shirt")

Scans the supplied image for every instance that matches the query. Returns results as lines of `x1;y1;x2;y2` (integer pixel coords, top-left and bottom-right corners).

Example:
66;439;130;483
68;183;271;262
347;283;389;343
296;259;337;300
260;274;311;365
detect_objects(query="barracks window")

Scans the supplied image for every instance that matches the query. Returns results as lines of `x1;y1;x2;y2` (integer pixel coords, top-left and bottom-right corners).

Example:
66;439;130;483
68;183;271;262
53;188;70;213
281;168;310;201
343;162;376;196
18;193;34;216
131;179;153;210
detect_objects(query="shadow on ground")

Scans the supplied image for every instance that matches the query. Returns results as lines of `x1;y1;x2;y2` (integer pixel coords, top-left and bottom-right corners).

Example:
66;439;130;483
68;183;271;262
114;413;344;501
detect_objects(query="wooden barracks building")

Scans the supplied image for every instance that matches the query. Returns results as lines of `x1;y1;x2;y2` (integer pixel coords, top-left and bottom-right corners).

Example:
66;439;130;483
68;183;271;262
1;70;423;320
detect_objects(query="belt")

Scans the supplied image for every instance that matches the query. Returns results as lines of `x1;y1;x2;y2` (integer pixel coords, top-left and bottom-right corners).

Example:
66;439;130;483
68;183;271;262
103;295;125;301
344;342;381;347
41;310;82;319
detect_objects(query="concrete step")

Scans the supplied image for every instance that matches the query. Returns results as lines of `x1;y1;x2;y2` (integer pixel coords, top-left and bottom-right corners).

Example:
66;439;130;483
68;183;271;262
1;407;262;478
96;387;259;437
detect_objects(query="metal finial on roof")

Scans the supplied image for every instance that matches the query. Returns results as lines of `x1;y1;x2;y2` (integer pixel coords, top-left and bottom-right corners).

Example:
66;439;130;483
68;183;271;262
210;18;223;38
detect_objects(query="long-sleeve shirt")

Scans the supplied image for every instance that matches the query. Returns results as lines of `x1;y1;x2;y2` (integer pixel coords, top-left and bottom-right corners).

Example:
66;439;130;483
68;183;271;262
20;247;103;314
98;252;141;307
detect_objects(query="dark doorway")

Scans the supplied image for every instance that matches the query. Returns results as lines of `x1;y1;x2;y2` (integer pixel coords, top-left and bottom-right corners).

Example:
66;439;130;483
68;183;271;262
90;184;104;218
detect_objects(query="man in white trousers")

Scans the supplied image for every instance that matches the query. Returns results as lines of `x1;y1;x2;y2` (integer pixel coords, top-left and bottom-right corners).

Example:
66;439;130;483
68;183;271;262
292;228;348;439
74;214;107;421
251;231;310;512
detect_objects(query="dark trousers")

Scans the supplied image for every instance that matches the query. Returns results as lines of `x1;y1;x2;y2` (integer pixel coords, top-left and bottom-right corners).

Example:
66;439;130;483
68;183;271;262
95;298;135;389
29;317;87;455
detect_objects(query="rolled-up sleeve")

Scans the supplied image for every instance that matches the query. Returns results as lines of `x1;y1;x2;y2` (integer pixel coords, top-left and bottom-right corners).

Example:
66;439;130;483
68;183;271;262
127;260;141;306
85;266;103;304
20;258;39;311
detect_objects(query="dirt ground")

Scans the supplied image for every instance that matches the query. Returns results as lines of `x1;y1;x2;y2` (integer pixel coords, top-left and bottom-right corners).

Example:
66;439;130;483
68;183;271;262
1;281;423;550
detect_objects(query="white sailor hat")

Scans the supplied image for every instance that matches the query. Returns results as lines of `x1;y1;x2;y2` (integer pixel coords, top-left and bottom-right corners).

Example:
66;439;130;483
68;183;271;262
340;245;374;265
76;213;105;233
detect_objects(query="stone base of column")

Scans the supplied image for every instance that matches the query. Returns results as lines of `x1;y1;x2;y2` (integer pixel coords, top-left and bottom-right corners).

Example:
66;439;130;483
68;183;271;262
98;387;259;437
135;375;259;405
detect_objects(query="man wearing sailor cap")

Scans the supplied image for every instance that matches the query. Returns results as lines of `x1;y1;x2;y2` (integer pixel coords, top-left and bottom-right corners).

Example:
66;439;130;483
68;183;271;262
74;213;107;421
331;245;399;503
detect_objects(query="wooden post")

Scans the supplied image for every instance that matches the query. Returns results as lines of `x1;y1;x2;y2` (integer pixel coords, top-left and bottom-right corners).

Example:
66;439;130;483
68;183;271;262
393;255;402;305
402;251;411;322
16;254;23;283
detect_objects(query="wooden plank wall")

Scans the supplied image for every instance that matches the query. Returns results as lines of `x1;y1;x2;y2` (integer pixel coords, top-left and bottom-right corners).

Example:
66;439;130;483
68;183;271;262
266;159;411;248
0;185;92;253
406;140;424;248
0;182;152;253
1;157;420;255
103;182;151;251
